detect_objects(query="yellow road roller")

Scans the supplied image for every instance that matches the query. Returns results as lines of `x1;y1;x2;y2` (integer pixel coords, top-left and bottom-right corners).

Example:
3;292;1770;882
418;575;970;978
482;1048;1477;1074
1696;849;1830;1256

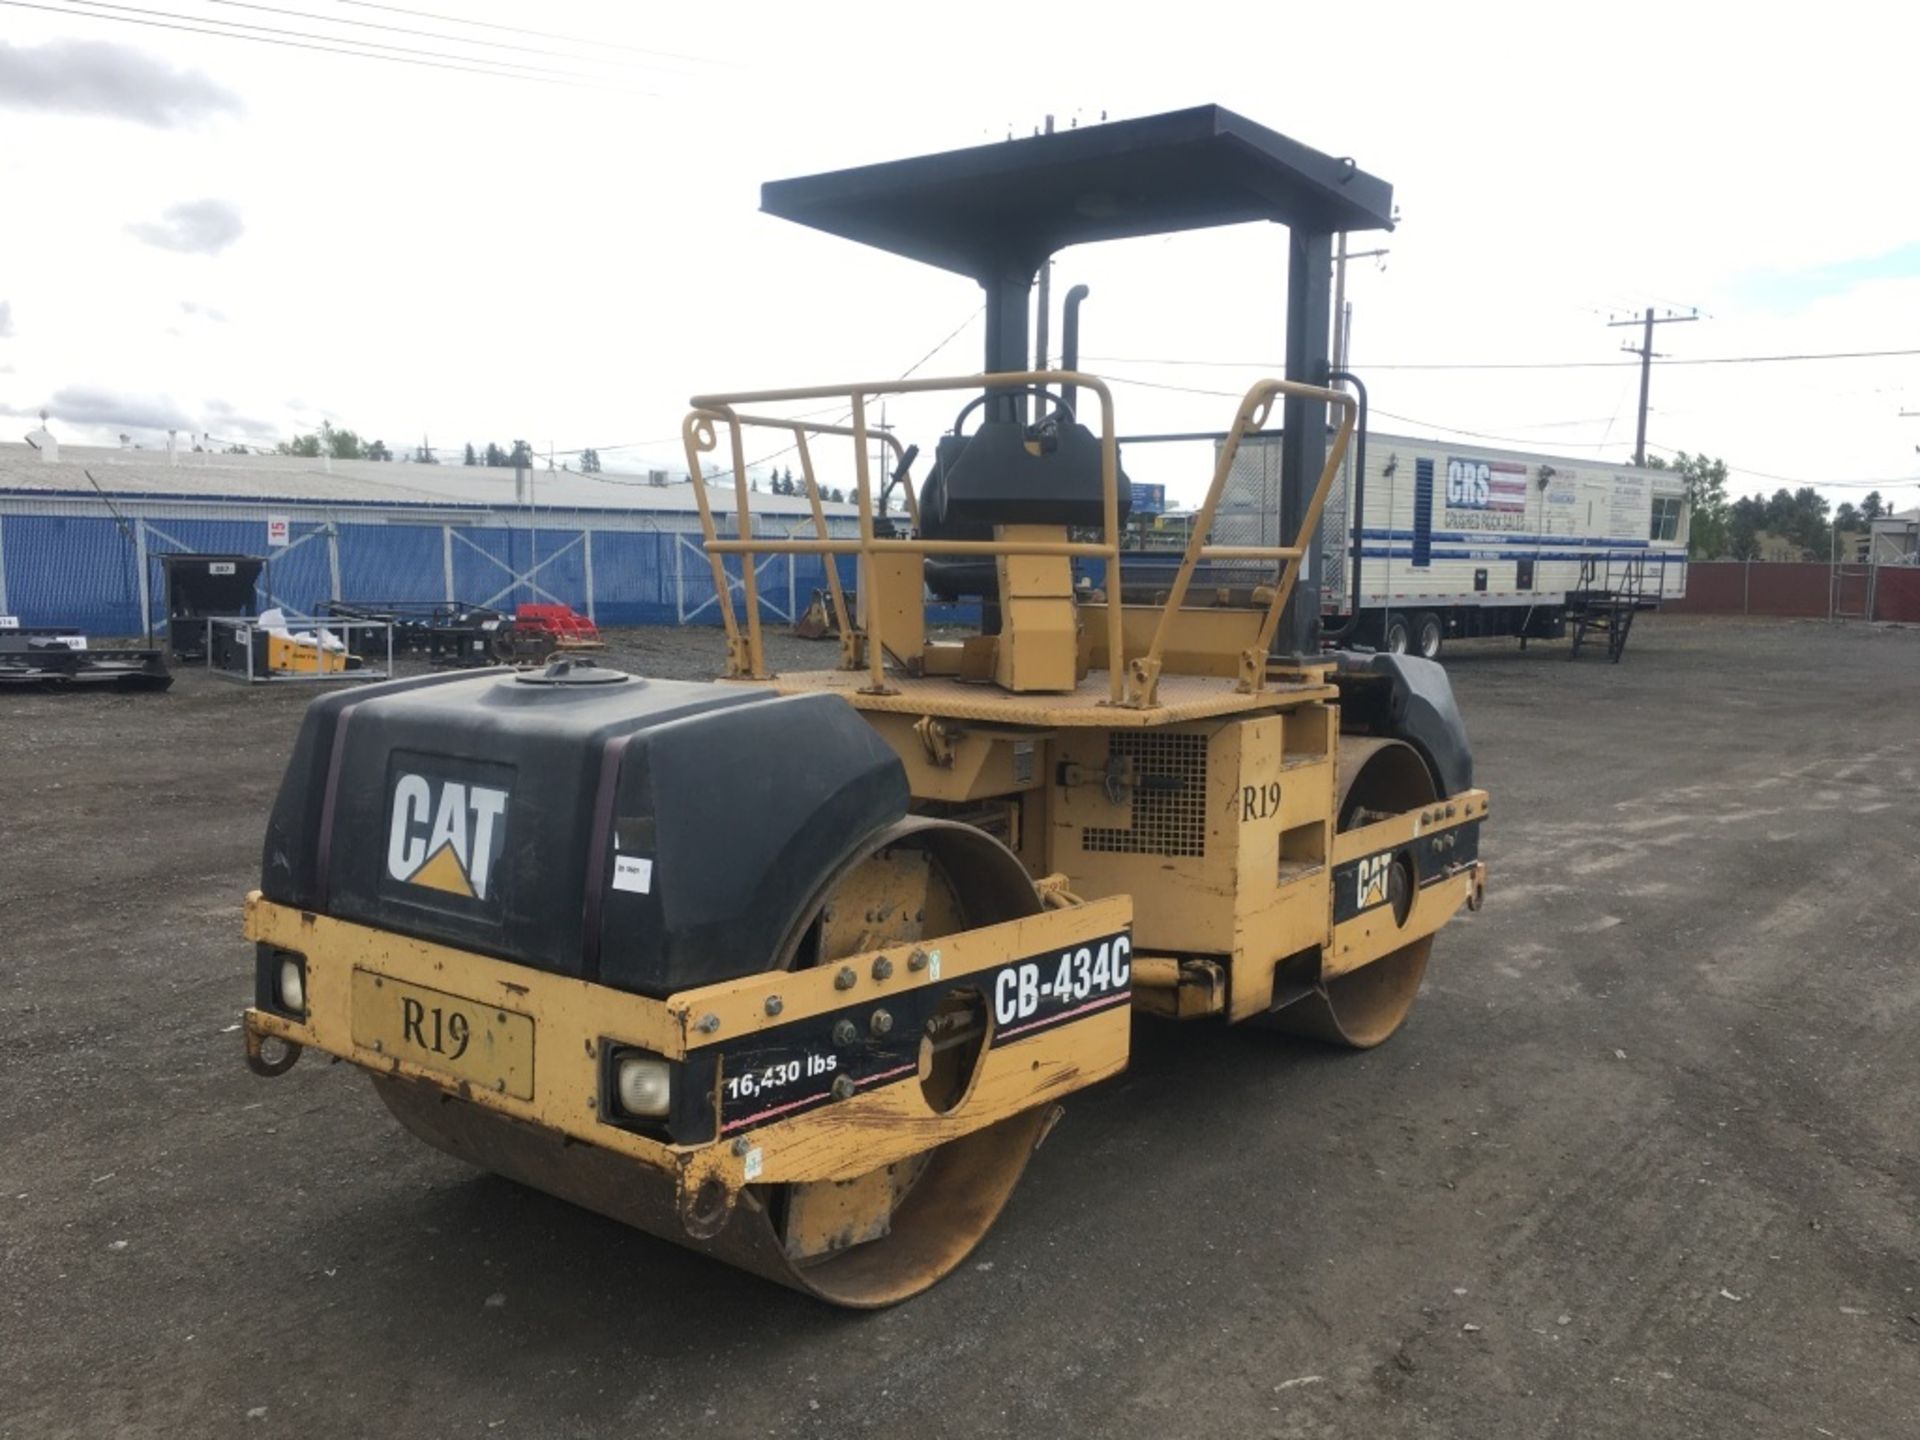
242;106;1488;1307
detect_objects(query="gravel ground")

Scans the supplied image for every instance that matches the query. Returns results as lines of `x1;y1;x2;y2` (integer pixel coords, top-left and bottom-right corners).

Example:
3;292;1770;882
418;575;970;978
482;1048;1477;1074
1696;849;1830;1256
2;615;1916;1439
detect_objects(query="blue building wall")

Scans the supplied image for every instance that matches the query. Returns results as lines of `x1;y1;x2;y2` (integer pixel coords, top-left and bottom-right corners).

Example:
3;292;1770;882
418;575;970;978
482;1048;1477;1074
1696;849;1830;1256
0;506;869;636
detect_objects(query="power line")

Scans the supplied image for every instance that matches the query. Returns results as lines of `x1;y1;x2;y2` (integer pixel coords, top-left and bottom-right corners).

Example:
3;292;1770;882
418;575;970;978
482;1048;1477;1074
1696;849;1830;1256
683;305;987;485
333;0;730;68
118;313;984;479
1369;407;1632;452
1097;373;1920;487
201;0;664;71
1082;346;1920;373
1;0;644;89
1644;444;1916;491
558;402;857;458
61;0;632;83
1099;371;1627;450
895;306;985;383
529;308;987;480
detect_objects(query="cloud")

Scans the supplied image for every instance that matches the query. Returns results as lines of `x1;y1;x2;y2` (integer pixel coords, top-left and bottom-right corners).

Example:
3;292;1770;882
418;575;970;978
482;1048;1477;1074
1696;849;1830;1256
43;385;196;433
0;39;241;128
0;300;11;337
128;199;245;255
203;398;280;439
179;300;228;323
0;387;281;441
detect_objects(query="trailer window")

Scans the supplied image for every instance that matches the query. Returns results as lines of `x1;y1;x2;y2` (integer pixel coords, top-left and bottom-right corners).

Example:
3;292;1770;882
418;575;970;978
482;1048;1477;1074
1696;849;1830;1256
1650;496;1684;542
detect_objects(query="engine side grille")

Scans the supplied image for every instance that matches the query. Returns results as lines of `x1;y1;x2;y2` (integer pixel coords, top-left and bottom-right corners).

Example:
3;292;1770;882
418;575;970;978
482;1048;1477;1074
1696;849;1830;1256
1081;731;1208;858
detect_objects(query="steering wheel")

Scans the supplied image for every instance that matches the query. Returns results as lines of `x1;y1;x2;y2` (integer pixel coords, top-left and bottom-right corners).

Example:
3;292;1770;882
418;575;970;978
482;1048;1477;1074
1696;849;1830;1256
948;385;1077;438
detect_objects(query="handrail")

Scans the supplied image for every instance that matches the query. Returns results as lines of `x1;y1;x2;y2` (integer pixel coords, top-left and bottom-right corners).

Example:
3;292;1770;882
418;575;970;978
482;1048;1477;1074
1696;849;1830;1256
684;371;1122;699
728;413;911;671
680;370;1354;707
1127;378;1357;702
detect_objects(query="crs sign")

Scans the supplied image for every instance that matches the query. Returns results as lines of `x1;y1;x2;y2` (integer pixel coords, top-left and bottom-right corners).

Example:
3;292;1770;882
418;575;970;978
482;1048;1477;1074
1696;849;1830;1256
1445;458;1528;513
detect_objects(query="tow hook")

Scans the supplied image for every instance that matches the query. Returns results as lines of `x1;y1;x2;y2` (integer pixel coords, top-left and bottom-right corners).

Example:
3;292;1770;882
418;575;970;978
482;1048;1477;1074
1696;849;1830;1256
244;1018;303;1078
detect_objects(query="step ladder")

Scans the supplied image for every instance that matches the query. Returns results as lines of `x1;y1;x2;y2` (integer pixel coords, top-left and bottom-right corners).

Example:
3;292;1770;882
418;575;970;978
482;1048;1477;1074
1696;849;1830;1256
1567;552;1652;663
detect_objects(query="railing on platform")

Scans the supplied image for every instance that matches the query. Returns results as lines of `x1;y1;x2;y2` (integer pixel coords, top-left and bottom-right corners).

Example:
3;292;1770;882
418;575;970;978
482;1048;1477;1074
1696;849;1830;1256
682;371;1356;707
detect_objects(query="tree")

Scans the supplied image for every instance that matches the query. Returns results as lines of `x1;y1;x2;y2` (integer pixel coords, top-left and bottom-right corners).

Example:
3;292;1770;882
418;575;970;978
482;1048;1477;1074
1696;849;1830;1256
1861;490;1885;522
1735;484;1832;558
1662;452;1730;558
1790;486;1831;553
1835;500;1861;531
367;438;393;461
410;439;435;464
483;442;509;467
463;442;478;467
1727;494;1766;559
579;447;602;474
283;420;369;461
509;439;533;470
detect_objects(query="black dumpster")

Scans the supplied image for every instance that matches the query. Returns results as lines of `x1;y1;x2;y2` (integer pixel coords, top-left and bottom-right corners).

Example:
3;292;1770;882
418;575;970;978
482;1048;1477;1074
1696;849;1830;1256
162;554;264;659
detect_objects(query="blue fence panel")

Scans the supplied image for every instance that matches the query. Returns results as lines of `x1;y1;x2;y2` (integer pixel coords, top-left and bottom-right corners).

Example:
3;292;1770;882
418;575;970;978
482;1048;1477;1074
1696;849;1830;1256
449;526;591;613
448;527;512;608
259;522;334;617
336;522;445;605
591;531;679;625
2;514;140;633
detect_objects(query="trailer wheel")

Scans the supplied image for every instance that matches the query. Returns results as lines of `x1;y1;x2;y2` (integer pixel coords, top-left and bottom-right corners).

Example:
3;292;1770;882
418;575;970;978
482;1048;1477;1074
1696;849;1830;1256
1380;613;1412;655
1413;611;1445;660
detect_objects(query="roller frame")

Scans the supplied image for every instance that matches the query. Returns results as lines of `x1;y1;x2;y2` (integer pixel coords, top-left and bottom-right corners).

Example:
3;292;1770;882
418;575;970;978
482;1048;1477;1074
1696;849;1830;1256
242;890;1131;1225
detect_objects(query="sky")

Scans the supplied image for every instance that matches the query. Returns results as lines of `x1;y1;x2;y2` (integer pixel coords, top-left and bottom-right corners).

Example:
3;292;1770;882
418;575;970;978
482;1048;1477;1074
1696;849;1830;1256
1;0;1917;515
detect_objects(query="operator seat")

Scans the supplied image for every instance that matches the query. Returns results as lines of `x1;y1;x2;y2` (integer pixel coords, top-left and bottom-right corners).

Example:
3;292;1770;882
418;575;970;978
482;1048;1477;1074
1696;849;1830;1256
919;407;1131;624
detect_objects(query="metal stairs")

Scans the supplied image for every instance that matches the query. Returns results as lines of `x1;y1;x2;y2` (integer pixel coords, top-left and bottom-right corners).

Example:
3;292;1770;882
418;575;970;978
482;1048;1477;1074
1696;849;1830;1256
1566;553;1654;663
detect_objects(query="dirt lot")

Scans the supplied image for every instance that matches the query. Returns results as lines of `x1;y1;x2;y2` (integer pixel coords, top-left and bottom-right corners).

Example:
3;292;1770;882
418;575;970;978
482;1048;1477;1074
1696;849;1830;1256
3;616;1916;1439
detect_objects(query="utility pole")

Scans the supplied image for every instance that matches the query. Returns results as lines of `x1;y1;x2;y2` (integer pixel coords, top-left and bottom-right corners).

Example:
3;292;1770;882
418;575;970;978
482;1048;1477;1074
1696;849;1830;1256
1609;306;1700;466
1329;235;1388;374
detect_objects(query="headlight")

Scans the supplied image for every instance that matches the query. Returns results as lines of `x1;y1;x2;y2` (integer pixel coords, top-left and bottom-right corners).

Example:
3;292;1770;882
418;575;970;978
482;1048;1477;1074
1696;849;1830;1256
277;958;306;1014
615;1056;672;1117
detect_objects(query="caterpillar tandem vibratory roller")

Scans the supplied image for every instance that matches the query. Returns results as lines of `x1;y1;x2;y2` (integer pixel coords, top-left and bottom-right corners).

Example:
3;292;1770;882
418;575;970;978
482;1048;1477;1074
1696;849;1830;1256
242;105;1489;1307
